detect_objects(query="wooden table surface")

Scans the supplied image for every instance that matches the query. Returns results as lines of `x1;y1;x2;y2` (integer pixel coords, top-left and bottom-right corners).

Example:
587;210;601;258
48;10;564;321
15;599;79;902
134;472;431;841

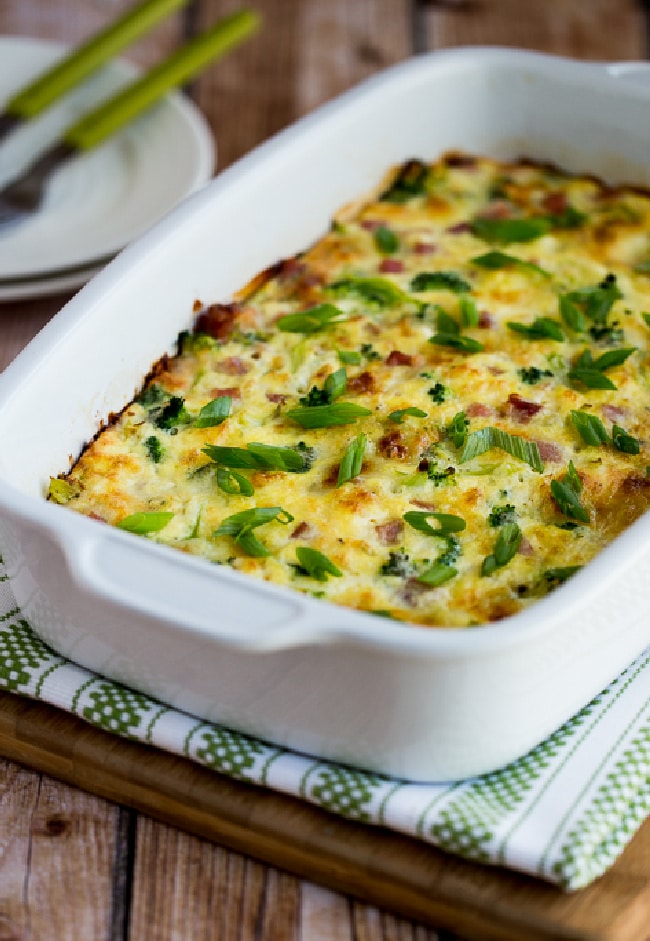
0;1;648;938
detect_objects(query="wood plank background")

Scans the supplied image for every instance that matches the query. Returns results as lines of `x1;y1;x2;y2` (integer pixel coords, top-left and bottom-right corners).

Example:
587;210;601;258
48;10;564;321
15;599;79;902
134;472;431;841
0;1;649;938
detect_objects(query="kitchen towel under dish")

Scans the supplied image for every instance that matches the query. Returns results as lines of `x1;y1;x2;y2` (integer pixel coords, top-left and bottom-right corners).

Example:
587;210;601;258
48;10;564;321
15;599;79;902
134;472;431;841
0;555;648;891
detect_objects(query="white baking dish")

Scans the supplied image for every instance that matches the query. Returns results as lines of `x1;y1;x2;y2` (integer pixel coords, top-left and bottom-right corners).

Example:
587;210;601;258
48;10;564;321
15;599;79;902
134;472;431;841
2;47;650;782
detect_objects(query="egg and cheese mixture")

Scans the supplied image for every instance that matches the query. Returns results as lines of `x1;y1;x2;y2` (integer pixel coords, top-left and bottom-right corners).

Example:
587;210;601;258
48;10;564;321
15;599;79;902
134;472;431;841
52;152;650;627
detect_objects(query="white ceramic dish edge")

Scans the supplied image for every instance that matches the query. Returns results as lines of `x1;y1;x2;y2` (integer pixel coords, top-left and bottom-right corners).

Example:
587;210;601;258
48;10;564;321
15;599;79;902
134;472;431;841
0;47;650;781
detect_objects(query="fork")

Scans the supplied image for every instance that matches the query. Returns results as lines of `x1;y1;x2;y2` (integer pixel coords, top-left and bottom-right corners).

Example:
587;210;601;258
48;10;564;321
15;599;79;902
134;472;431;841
0;9;259;232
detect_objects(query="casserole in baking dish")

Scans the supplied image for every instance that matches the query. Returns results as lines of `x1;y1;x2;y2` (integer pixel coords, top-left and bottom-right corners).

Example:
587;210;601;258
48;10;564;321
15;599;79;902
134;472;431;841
1;48;650;781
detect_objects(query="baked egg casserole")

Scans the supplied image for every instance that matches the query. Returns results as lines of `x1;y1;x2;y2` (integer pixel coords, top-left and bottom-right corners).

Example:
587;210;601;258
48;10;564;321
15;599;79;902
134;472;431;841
50;152;650;627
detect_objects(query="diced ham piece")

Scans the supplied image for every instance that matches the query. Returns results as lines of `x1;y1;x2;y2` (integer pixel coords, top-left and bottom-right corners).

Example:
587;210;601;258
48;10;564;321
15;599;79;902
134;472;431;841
194;303;240;341
375;520;404;545
210;386;241;399
400;578;427;606
217;356;249;376
466;402;494;418
277;257;305;280
347;371;376;394
506;394;543;423
447;221;472;234
602;404;628;423
622;475;650;494
517;537;535;557
542;191;568;214
412;241;436;254
361;219;383;231
291;521;312;539
379;258;404;273
534;440;563;463
479;200;513;220
479;311;496;328
385;350;413;366
266;392;289;404
410;500;437;510
378;431;408;460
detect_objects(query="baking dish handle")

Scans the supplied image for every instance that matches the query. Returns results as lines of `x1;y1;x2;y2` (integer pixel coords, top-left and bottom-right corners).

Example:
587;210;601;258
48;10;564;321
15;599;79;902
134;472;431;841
63;527;358;652
604;61;650;87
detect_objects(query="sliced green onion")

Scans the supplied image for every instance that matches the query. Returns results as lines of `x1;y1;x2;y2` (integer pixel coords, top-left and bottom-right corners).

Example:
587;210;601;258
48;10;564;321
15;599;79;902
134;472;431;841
471;217;550;244
410;271;471;293
277;303;346;334
568;348;635;390
324;367;348;401
388;407;427;424
286;403;372;428
194;395;232;428
458;294;480;327
48;477;78;504
417;563;457;586
337;349;362;365
612;424;641;454
460;427;544;473
481;522;522;576
337;433;367;486
471;250;549;277
327;276;410;308
550;462;589;524
429;333;483;353
374;225;400;254
507;318;564;341
117;511;174;534
570;410;609;446
214;506;294;557
403;511;466;537
559;294;587;332
447;411;469;448
295;546;342;581
216;467;255;496
203;442;308;472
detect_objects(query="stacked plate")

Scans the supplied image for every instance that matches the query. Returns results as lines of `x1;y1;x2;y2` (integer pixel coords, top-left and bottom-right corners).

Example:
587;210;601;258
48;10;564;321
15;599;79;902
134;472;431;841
0;36;215;300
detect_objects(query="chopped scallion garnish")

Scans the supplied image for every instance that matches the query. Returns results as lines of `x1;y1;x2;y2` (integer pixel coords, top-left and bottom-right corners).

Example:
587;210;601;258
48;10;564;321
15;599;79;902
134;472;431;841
388;407;427;424
337;433;367;486
117;511;174;534
277;303;346;334
295;547;343;581
410;271;471;293
403;511;466;537
481;522;522;576
460;427;544;473
216;467;255;496
507;318;564;342
214;507;294;557
570;410;609;447
550;462;589;524
203;442;310;473
286;403;372;428
471;217;550;245
194;395;232;428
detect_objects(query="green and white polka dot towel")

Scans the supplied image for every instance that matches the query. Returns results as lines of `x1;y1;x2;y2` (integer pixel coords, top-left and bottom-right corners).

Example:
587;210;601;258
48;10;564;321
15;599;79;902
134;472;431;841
1;553;648;891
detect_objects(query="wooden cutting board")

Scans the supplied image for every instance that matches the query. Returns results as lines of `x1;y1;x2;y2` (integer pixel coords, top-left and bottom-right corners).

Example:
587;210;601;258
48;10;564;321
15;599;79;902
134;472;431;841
0;690;648;941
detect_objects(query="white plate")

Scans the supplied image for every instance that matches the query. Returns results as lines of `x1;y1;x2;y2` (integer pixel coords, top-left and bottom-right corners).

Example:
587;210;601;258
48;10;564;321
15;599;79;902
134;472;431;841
0;35;215;292
0;259;109;302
